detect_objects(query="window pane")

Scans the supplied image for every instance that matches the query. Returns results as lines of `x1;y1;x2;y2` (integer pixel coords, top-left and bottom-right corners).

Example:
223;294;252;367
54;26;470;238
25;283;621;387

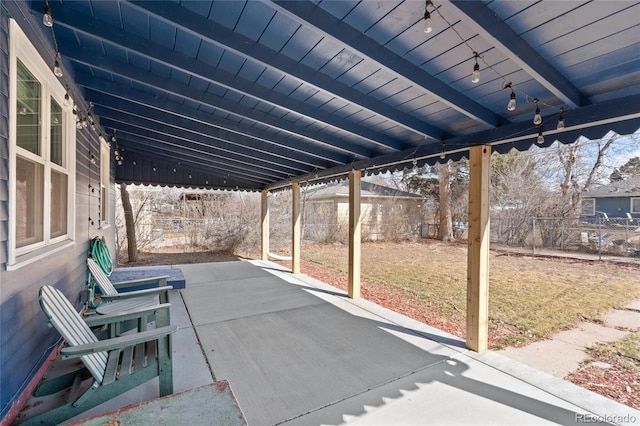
50;98;63;166
581;199;595;216
16;59;41;155
51;170;68;238
632;199;640;214
16;156;44;247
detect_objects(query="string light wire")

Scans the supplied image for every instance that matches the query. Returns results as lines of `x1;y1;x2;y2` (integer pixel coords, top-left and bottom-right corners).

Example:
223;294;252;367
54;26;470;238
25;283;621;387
430;1;568;119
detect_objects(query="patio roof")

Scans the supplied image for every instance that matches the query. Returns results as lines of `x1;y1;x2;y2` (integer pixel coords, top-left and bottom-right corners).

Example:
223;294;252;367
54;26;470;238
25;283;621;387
26;0;640;190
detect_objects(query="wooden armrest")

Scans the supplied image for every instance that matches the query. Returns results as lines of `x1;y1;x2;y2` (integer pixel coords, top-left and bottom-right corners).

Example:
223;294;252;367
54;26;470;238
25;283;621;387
112;275;170;289
83;303;171;327
61;325;178;358
100;286;173;301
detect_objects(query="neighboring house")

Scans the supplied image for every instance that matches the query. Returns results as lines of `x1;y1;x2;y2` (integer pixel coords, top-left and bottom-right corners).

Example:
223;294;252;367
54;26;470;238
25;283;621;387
580;177;640;219
303;180;422;242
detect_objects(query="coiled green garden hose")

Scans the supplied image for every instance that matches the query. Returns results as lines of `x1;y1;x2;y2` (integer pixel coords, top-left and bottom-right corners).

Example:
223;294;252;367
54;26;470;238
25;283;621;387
87;237;113;308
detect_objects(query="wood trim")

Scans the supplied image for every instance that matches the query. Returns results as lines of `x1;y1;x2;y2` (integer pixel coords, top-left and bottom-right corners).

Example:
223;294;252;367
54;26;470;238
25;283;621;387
466;145;491;352
348;171;361;299
261;190;269;261
291;182;301;274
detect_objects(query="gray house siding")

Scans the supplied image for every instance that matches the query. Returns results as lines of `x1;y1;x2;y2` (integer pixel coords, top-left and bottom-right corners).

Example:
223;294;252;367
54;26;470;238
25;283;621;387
0;3;116;420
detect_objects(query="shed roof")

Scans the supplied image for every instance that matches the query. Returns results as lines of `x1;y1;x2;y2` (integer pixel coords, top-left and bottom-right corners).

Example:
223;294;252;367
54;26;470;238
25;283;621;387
15;0;640;190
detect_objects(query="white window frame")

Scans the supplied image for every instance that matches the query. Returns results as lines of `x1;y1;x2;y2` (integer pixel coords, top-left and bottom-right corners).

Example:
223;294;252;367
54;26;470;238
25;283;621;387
100;136;111;228
8;19;76;270
580;198;596;216
631;198;640;214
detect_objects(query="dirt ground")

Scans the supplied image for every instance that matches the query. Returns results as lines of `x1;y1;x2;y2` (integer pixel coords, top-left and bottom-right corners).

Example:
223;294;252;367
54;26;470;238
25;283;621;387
119;243;640;410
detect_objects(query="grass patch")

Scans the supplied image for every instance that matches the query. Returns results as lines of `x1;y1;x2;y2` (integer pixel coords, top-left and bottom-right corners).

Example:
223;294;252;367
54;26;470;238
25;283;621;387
302;241;640;343
590;331;640;369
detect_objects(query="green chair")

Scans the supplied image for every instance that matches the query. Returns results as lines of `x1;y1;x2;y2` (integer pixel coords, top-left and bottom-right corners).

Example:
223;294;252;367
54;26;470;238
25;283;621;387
87;258;172;336
19;285;176;425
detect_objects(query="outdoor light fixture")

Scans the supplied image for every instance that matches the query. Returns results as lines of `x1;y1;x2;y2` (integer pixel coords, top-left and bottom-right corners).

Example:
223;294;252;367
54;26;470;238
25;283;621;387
557;108;565;130
471;52;480;83
533;99;542;126
537;130;544;145
43;1;53;27
53;52;63;77
505;83;516;111
423;0;433;34
440;142;446;159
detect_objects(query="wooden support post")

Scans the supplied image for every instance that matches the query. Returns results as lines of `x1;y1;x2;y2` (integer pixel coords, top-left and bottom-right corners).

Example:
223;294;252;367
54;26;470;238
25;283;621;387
261;190;269;261
291;182;301;274
467;145;491;352
348;170;362;299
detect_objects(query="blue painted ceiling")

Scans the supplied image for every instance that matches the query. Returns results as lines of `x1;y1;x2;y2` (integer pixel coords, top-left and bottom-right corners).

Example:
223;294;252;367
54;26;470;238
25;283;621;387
27;0;640;190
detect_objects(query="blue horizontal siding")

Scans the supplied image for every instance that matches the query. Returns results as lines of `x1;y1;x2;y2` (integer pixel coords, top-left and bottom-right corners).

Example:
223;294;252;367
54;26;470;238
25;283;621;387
0;3;116;421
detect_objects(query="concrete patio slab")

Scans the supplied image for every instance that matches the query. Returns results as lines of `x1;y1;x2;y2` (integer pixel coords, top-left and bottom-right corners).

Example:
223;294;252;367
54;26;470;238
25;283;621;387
181;260;639;426
181;275;325;326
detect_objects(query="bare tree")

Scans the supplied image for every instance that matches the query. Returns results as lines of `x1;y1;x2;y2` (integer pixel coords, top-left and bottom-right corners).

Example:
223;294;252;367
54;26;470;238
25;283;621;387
437;162;454;241
557;133;619;214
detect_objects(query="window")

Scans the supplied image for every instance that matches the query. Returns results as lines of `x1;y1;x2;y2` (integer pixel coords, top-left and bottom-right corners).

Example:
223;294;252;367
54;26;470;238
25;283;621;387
632;198;640;214
8;20;75;268
581;198;595;216
100;137;111;227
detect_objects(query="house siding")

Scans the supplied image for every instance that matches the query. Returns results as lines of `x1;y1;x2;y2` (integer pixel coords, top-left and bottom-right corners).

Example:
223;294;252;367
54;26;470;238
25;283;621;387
593;197;639;219
0;4;115;421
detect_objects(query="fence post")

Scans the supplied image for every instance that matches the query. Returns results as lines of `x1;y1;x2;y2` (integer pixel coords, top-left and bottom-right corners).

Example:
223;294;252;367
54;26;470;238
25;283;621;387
561;218;565;251
598;217;602;261
532;217;536;256
625;219;630;255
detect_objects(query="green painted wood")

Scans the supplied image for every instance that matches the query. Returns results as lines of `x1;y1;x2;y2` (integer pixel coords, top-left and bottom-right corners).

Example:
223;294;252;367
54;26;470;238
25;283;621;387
21;286;177;425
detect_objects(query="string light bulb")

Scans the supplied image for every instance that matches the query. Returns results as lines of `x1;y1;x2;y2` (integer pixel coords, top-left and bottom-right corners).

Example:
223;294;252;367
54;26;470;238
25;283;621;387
505;83;516;111
423;0;433;34
53;52;63;77
471;52;480;83
537;130;544;145
557;108;565;130
533;99;542;126
63;85;71;107
42;1;53;27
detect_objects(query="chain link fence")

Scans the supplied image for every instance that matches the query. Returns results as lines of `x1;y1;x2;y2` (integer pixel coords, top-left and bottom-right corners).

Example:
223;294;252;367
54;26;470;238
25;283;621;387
491;216;640;259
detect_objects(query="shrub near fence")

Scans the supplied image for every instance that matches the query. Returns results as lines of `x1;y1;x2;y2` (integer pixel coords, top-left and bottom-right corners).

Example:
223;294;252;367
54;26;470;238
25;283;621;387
491;217;640;258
